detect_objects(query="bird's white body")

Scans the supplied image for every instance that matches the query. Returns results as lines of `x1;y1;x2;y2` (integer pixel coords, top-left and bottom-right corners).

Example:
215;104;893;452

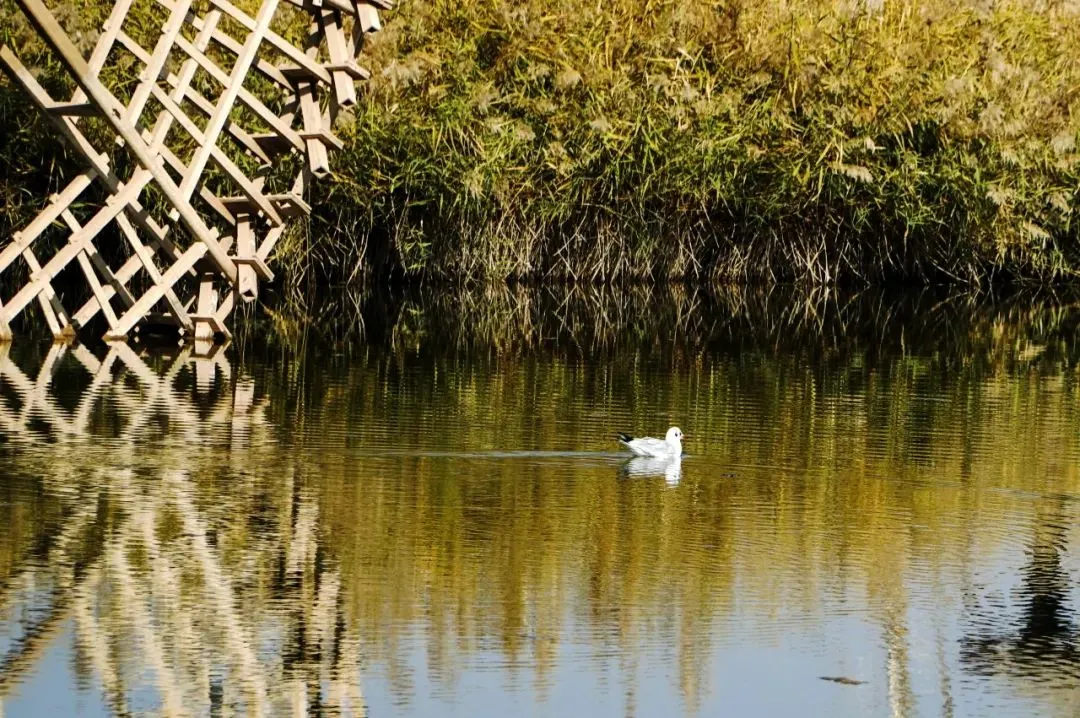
617;427;683;459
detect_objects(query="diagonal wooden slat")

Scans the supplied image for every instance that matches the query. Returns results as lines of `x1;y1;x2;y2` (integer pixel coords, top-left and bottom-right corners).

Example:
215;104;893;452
174;0;284;224
106;243;209;339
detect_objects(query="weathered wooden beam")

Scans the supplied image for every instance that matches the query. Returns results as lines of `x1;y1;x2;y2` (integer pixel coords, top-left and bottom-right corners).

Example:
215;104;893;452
0;46;196;334
320;9;357;107
355;3;383;33
235;211;258;301
162;72;274;164
59;209;122;332
193;271;221;339
0;176;153;321
3;0;387;342
0;47;180;258
145;85;280;227
123;0;197;123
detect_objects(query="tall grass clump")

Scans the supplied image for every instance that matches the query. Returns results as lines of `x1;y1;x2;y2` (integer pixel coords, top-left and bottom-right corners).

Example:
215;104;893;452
305;0;1080;286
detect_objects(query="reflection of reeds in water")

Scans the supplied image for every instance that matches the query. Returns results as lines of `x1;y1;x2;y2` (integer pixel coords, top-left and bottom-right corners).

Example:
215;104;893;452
1;287;1080;715
253;283;1080;369
245;285;1080;713
0;344;366;716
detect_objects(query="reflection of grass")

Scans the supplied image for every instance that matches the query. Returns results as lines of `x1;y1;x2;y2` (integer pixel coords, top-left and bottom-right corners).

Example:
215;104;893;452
250;283;1080;374
5;0;1080;288
0;288;1079;712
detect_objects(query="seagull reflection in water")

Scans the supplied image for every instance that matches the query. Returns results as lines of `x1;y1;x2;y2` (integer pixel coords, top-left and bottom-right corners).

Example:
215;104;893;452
621;456;682;486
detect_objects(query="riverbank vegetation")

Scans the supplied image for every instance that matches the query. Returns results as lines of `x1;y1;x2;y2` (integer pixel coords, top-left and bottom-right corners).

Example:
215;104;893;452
4;0;1080;288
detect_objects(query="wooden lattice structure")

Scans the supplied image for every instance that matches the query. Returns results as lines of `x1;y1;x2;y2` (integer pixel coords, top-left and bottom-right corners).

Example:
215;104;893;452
0;0;387;341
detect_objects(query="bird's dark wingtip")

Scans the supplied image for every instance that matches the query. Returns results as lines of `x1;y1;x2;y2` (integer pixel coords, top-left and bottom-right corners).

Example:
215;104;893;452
616;432;634;443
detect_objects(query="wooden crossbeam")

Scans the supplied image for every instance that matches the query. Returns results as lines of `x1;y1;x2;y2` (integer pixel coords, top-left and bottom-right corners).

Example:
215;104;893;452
153;0;292;90
123;0;197;124
0;49;175;255
0;49;198;334
169;35;306;151
60;209;122;332
1;177;153;321
162;75;274;164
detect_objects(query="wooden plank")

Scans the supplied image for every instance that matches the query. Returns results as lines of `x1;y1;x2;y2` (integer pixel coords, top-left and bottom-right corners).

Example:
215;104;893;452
14;214;77;336
21;248;65;336
209;147;283;226
75;249;120;331
355;3;382;34
207;0;333;85
0;48;179;261
297;18;330;177
152;0;292;90
212;287;236;329
124;0;198;123
63;0;140;109
15;0;239;284
235;212;257;301
108;187;194;332
222;193;310;219
86;0;140;73
1;176;154;320
0;173;93;272
115;29;153;65
193;272;218;340
146;86;278;226
320;9;357;107
175;0;283;219
164;75;273;164
0;47;190;340
72;246;149;326
297;79;329;177
106;243;208;339
171;36;305;151
59;209;120;331
155;143;236;228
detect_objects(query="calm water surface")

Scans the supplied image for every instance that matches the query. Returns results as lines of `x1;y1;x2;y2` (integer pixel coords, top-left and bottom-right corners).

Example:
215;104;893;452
1;287;1079;717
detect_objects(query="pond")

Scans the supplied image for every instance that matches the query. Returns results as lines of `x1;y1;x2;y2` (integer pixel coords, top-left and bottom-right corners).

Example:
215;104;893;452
0;285;1079;717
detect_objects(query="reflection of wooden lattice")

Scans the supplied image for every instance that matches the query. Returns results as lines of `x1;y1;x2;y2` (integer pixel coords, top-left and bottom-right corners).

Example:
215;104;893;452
0;345;361;714
0;0;387;342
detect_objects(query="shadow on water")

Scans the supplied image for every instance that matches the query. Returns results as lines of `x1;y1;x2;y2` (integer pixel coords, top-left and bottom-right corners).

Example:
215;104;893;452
961;495;1080;685
2;285;1080;716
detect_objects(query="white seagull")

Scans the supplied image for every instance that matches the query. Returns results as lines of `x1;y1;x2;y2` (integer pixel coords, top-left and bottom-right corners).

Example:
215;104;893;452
616;427;684;459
